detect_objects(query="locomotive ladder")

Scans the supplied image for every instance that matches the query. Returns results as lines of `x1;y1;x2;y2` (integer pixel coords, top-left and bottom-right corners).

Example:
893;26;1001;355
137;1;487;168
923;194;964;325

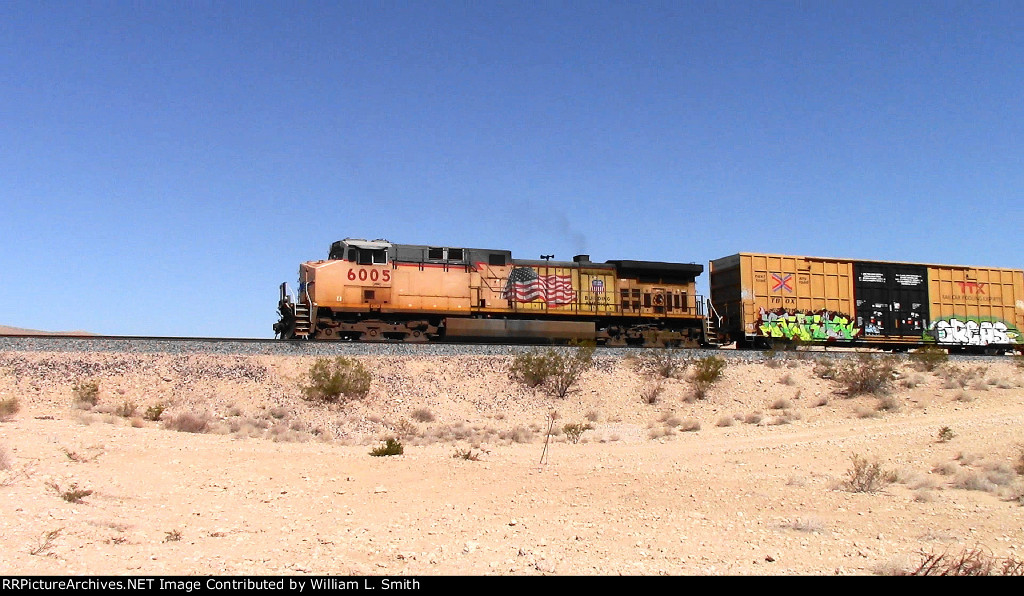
703;298;722;346
293;303;312;337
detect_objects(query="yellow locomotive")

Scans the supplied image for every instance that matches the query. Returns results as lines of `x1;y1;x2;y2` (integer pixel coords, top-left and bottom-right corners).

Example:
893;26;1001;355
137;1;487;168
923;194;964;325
274;238;718;346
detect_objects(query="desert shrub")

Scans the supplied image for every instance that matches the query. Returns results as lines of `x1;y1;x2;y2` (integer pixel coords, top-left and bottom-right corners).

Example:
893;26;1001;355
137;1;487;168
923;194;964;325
502;425;534;444
640;381;663;405
744;412;763;425
452;447;485;461
642;346;688;379
771;398;793;410
164;530;183;543
562;422;592;444
163;412;210;434
876;395;901;412
0;396;19;419
937;426;956;443
369;438;404;457
72;380;100;407
144;403;165;421
0;445;11;470
301;357;371;403
843;454;890;493
837;354;897;396
910;548;1024;576
813;357;839;379
411;408;435;423
47;481;93;503
679;418;701;432
909;345;949;371
29;528;62;556
509;342;595;399
690;355;726;399
716;415;735;427
115;400;138;418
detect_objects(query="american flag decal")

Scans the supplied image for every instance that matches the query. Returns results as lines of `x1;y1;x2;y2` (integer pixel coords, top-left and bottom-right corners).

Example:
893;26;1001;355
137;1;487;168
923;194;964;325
502;267;577;306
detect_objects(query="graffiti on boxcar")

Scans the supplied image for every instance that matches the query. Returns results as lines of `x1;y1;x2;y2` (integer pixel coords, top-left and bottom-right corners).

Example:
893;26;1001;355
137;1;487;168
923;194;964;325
930;317;1020;346
757;308;861;341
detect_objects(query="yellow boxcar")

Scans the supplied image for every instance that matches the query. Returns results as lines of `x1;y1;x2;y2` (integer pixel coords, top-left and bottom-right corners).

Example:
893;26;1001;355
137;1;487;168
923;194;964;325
710;252;1024;351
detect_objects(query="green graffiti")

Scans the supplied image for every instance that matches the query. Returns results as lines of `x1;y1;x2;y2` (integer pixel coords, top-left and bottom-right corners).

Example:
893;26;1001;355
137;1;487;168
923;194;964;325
757;308;861;341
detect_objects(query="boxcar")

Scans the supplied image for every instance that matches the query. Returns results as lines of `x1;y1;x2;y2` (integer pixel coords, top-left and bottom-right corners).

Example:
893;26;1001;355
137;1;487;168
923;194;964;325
709;252;1024;352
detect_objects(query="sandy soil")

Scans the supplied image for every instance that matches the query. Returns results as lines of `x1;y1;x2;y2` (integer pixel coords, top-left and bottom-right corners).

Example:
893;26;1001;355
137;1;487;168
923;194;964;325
1;350;1022;575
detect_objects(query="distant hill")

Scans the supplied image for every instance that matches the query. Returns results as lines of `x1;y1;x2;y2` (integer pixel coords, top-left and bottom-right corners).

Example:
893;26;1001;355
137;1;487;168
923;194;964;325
0;324;96;336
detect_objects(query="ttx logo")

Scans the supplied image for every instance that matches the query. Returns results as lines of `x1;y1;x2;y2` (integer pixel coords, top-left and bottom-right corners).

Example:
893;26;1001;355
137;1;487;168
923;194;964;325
956;281;986;294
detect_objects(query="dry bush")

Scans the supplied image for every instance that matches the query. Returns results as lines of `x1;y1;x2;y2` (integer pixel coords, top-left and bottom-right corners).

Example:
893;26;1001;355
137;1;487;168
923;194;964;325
144;403;165;421
778;373;795;386
502;426;534;444
715;415;735;427
876;395;901;412
47;481;93;503
452;447;486;461
163;412;210;433
941;365;988;390
411;408;435;423
854;405;880;419
648;426;675;440
641;347;689;379
0;445;11;470
837;354;897;396
72;379;100;408
0;396;19;420
743;412;763;425
771;398;793;410
910;548;1024;576
679;418;701;432
369;438;404;457
509;343;595;399
908;345;949;371
954;390;975;402
813;357;839;379
770;410;802;425
843;454;890;493
29;528;62;556
690;355;726;399
115;400;138;418
640;381;663;405
562;422;592;444
301;357;371;403
937;426;956;443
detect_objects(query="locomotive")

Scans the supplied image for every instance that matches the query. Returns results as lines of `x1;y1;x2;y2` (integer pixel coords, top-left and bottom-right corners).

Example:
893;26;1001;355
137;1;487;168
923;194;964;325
274;238;718;347
275;239;1024;353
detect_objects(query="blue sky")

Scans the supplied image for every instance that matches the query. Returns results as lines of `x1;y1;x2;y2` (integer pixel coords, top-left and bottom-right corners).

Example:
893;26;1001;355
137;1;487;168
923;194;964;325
2;1;1021;337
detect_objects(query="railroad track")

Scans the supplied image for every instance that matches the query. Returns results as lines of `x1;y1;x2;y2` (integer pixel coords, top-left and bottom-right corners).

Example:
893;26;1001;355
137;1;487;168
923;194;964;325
0;333;1016;362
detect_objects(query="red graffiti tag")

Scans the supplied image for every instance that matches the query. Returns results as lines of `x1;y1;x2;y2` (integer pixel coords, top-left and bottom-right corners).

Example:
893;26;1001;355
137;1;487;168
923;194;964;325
956;281;986;294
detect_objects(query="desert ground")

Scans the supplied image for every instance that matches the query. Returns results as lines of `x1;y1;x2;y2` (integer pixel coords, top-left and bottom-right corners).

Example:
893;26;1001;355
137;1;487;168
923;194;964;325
1;348;1022;576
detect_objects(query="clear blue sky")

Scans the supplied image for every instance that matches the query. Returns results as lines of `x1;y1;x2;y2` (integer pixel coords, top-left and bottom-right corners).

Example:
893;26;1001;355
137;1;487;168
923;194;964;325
2;1;1021;337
